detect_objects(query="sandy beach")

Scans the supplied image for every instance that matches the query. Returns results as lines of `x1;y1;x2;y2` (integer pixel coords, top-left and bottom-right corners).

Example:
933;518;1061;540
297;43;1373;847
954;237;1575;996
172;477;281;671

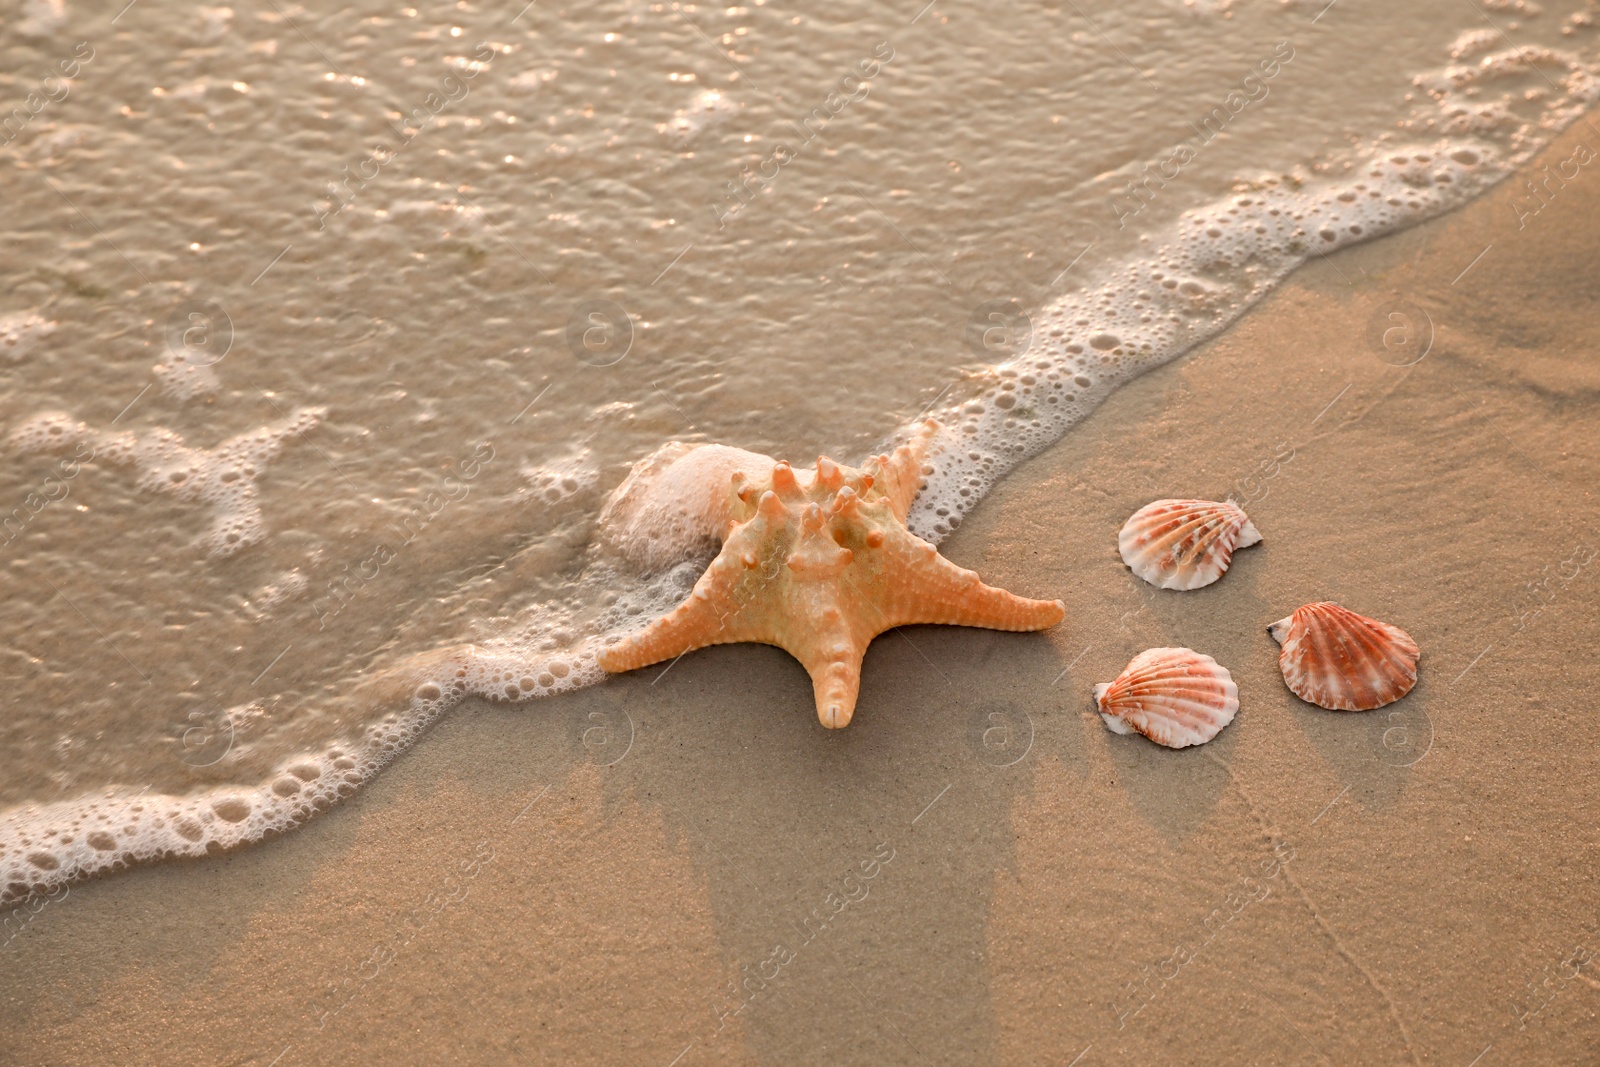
4;93;1599;1067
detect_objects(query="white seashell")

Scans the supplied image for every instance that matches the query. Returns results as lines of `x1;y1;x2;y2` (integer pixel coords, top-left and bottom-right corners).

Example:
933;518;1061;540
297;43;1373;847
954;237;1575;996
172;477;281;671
1118;498;1261;591
1092;647;1239;749
1268;602;1419;711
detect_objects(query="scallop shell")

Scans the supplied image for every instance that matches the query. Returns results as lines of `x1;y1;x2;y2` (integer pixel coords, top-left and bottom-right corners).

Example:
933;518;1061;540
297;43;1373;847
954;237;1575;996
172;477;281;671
1092;647;1239;749
1118;498;1261;591
1268;602;1419;711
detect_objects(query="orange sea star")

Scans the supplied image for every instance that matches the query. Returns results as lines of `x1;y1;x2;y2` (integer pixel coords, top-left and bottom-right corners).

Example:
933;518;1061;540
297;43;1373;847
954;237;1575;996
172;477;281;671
597;424;1065;728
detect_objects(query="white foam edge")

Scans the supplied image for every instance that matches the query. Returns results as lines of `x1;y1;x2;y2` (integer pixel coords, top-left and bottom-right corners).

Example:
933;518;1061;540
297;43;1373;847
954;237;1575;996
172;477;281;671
0;557;704;907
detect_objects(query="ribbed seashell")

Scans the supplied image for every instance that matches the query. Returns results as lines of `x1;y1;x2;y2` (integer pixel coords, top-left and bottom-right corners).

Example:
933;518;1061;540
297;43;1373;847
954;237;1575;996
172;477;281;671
1267;602;1419;711
1118;499;1261;591
1092;647;1239;749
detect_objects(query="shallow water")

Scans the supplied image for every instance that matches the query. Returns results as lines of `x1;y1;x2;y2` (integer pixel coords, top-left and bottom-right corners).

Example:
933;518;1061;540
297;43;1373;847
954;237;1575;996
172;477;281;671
1;0;1596;898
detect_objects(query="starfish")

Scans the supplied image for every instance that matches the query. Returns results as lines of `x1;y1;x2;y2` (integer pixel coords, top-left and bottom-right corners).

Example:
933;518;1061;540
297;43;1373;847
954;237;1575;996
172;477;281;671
597;423;1065;728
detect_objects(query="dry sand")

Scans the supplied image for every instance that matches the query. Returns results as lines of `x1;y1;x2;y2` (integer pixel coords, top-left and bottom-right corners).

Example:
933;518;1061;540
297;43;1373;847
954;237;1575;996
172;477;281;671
4;115;1599;1066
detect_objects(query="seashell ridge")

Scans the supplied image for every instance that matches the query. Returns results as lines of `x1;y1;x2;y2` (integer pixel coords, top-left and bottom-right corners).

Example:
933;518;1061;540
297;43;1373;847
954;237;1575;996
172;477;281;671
1118;498;1261;591
1268;601;1419;711
1093;647;1239;749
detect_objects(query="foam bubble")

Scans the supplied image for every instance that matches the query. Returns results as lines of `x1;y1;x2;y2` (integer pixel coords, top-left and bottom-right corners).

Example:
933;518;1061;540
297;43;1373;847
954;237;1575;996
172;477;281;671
242;568;309;622
152;359;221;400
0;311;57;361
522;448;599;507
9;406;327;557
1449;29;1501;60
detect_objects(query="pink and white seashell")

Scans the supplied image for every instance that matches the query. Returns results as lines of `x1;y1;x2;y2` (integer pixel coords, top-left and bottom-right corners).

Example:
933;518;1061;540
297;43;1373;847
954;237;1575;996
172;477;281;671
1117;498;1261;591
1092;647;1239;749
1267;602;1419;711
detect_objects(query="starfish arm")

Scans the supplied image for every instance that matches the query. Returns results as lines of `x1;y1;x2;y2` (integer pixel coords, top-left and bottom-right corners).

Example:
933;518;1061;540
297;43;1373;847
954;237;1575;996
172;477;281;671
876;534;1065;632
770;590;871;730
798;642;865;730
597;552;775;672
865;419;936;523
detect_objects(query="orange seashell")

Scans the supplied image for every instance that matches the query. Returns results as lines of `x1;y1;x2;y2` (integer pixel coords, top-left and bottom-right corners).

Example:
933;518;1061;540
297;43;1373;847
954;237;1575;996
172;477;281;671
1118;498;1261;591
1093;647;1239;749
1268;602;1419;711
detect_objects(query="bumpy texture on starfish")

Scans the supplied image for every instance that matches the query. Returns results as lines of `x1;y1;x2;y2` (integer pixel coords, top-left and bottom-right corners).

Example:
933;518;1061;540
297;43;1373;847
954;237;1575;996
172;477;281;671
597;424;1065;728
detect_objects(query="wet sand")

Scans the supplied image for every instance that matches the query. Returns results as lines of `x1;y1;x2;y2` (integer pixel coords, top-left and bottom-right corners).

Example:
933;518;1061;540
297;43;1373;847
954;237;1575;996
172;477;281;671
4;115;1600;1066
